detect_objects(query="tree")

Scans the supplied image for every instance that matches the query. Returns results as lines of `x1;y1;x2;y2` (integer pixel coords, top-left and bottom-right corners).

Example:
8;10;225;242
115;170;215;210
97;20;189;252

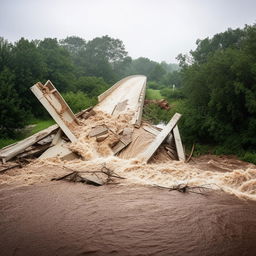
73;76;109;97
59;36;86;56
0;37;12;71
81;35;129;82
11;38;47;113
38;38;75;91
126;57;157;77
149;64;166;82
0;68;27;137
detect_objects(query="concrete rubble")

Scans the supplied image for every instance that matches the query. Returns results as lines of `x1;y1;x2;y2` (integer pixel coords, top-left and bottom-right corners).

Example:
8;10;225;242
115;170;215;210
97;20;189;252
0;75;185;178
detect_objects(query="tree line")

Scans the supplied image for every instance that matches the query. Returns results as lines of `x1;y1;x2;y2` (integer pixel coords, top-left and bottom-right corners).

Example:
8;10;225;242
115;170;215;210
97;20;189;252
178;24;256;156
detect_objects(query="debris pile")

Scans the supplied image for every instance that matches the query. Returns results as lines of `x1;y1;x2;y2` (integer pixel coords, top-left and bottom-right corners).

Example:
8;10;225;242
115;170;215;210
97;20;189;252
144;99;170;110
0;76;185;171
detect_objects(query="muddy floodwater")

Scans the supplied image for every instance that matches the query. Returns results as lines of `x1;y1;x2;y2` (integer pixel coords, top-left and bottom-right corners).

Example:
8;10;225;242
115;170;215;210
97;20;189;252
0;182;256;256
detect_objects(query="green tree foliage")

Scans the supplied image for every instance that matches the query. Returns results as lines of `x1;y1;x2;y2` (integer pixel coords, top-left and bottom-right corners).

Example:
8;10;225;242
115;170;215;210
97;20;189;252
38;38;75;91
62;91;97;113
59;36;86;56
66;35;130;82
160;61;180;73
126;57;157;77
180;24;256;151
11;38;47;115
73;76;109;96
0;68;27;137
0;37;12;70
149;64;166;81
162;70;182;88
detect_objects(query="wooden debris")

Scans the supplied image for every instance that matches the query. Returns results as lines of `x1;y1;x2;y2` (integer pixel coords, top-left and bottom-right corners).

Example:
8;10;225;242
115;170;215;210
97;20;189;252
51;129;62;146
89;125;108;137
52;171;104;186
30;80;78;142
144;99;170;110
186;144;195;163
39;140;78;160
112;127;133;155
76;106;93;118
0;163;22;174
96;134;109;142
138;113;182;162
0;124;58;163
165;145;178;160
143;125;160;136
155;183;213;195
37;135;54;145
173;125;186;161
52;165;125;186
16;144;50;159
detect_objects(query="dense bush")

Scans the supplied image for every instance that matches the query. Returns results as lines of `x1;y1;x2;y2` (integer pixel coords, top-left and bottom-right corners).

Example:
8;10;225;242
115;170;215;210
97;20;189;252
0;68;27;137
62;91;97;113
160;88;184;101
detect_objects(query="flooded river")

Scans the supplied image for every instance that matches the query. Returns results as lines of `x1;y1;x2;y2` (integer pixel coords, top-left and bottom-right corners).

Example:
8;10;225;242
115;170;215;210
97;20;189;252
0;182;256;256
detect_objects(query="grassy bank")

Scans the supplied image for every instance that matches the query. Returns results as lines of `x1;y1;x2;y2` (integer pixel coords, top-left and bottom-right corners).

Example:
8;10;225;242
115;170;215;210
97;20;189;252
146;89;162;100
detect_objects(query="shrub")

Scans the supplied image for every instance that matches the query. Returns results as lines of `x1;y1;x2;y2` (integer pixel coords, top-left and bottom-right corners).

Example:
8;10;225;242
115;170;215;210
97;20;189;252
62;91;97;113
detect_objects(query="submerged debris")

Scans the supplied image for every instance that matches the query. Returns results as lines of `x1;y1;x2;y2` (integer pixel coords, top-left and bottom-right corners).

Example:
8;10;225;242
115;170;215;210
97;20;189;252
155;183;215;195
52;165;125;186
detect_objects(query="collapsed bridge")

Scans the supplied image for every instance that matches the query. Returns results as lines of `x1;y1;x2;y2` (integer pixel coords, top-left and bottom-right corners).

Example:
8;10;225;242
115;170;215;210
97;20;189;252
0;75;185;167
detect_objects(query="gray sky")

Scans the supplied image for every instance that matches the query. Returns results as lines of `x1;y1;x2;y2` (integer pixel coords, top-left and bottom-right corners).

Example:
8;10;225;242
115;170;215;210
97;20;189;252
1;0;255;63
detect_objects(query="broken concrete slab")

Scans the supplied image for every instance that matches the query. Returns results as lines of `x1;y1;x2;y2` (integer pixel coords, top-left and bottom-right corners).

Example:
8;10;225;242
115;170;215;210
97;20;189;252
96;134;109;142
143;125;160;136
31;80;78;142
173;125;186;161
89;125;108;137
138;113;182;162
112;127;133;155
39;140;78;160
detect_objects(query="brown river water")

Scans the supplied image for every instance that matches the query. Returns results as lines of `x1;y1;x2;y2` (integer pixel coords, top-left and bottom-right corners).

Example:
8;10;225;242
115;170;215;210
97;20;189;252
0;182;256;256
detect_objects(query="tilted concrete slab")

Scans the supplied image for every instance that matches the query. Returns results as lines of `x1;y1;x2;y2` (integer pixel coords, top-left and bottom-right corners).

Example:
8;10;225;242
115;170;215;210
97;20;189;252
138;113;182;162
31;80;78;142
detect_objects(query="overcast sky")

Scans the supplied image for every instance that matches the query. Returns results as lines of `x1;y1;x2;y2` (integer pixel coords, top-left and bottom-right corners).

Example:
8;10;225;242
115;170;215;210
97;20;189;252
1;0;255;63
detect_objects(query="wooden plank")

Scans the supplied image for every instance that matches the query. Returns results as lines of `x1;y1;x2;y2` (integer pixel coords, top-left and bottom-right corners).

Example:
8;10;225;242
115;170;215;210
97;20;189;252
143;126;160;136
39;139;78;160
51;129;62;146
138;113;181;162
112;127;133;155
75;106;93;118
30;81;78;142
89;126;108;137
0;124;58;162
173;125;186;161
